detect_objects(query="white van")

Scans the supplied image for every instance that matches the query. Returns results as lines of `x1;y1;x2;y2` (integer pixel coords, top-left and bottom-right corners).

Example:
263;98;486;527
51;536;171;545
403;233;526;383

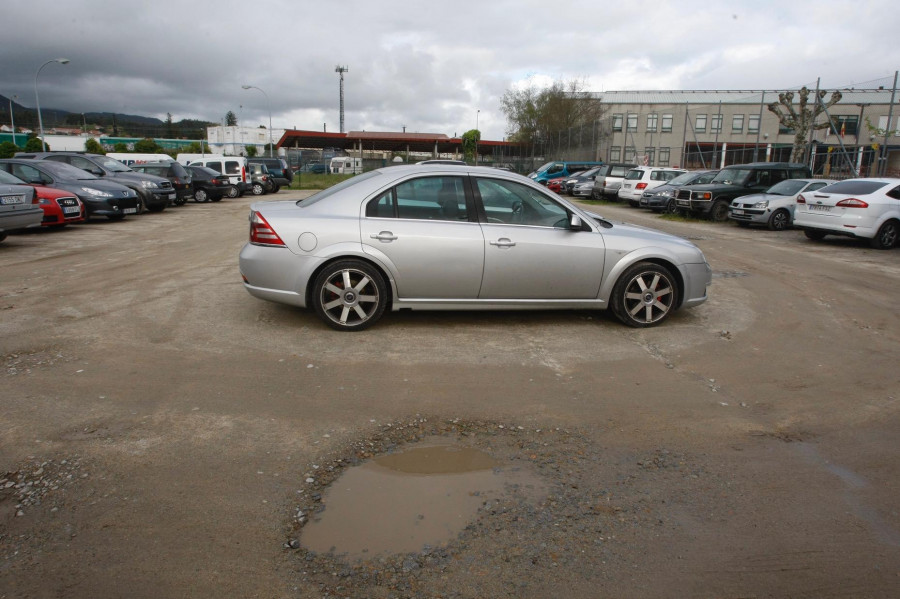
107;153;174;166
176;154;249;196
329;156;362;174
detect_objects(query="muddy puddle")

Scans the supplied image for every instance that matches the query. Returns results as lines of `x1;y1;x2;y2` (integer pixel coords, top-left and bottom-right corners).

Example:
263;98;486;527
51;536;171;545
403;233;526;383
300;440;545;560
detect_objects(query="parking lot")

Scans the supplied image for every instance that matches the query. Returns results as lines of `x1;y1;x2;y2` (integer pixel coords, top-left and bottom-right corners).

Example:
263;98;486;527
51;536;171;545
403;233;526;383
2;189;899;597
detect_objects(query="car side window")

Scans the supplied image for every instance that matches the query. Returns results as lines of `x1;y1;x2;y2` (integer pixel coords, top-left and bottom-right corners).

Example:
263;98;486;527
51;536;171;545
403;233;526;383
366;176;468;222
806;182;828;192
886;186;900;200
206;162;223;173
11;163;50;184
43;155;69;164
475;178;569;227
225;161;240;175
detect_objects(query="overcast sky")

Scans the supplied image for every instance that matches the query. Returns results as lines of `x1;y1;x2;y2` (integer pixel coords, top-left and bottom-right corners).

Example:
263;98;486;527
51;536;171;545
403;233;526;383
2;0;898;141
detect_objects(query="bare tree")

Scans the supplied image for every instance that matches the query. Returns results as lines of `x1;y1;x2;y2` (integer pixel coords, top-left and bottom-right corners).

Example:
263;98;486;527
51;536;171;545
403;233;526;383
767;87;842;163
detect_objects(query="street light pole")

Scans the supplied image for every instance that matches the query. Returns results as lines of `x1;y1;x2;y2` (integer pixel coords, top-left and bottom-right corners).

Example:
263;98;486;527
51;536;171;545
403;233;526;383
242;85;273;157
475;109;480;165
7;95;16;146
35;58;70;152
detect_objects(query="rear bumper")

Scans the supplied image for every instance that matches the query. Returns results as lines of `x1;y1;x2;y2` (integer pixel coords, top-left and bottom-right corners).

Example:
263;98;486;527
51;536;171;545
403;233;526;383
0;206;44;233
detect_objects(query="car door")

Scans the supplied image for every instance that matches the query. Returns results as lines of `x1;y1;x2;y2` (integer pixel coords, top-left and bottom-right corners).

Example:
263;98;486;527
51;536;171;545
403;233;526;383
360;175;485;299
473;177;606;299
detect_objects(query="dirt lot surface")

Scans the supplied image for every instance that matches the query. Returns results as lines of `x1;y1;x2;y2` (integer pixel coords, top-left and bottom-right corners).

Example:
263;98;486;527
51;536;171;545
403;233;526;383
2;188;899;598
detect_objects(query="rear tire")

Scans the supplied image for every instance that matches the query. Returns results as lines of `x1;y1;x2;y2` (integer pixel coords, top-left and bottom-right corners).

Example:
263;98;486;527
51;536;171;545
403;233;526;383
226;185;240;199
194;189;208;203
251;182;266;195
870;220;899;249
312;260;387;331
611;262;679;328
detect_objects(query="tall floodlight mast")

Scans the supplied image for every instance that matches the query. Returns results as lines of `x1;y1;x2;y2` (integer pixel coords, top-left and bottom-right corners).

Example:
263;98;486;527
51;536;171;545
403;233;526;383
335;65;348;134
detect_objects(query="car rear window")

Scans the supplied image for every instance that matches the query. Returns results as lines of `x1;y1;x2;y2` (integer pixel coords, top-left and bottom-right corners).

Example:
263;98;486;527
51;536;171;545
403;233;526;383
624;170;644;180
816;180;888;195
609;166;629;177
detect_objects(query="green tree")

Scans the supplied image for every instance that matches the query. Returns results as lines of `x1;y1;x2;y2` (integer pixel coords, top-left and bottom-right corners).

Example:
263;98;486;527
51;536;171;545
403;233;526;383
24;136;46;152
767;87;843;163
0;141;19;158
85;138;103;153
113;142;128;152
225;111;238;126
134;138;162;153
461;129;480;163
245;145;258;157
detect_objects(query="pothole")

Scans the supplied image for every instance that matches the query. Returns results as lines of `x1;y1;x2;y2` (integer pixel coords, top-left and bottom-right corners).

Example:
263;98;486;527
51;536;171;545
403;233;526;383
300;440;546;560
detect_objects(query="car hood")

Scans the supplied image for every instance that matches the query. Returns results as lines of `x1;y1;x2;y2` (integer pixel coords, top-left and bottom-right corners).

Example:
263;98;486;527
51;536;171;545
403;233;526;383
584;211;701;250
110;172;169;185
56;178;137;194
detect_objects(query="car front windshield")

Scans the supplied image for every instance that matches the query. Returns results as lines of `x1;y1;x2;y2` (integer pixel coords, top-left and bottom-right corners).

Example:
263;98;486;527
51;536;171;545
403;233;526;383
42;161;100;180
667;172;696;186
766;179;807;195
95;156;133;172
534;162;555;174
711;169;751;185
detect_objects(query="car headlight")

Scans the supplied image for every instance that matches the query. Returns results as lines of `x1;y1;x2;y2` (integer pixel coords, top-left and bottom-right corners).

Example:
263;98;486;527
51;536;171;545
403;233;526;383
81;187;113;197
752;200;769;209
658;190;674;197
140;180;159;189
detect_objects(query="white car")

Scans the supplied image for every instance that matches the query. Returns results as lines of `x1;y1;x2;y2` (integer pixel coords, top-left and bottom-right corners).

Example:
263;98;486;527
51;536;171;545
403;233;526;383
793;178;900;249
617;166;687;206
728;178;836;230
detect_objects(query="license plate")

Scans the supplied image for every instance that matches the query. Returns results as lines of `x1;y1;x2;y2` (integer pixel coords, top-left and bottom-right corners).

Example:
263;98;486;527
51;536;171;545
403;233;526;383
0;195;25;205
167;193;175;200
809;204;831;212
732;209;744;215
123;208;138;214
623;184;631;189
63;206;81;214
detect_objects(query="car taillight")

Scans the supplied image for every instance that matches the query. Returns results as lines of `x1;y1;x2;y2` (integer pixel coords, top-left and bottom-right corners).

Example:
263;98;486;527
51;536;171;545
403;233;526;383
836;198;868;208
797;194;806;204
249;211;286;246
241;166;247;182
636;183;648;190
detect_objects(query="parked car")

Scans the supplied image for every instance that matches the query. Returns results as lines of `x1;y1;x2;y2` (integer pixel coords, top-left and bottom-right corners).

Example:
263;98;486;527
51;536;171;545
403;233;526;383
0;173;42;243
793;178;900;249
17;152;175;212
248;163;274;195
186;165;231;203
176;154;250;198
0;159;140;220
675;162;812;221
528;161;604;185
591;163;638;200
0;168;84;227
564;166;603;196
238;165;712;331
301;162;329;174
131;161;193;205
546;177;567;193
728;178;835;230
639;170;719;213
248;157;292;189
618;166;687;207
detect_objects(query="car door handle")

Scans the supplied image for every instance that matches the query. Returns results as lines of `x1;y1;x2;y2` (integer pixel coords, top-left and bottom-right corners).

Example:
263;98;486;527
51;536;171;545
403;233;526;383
370;231;398;242
489;238;516;248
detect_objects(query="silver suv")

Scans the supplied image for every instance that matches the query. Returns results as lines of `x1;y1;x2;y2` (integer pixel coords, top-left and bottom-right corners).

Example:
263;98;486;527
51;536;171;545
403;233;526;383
591;163;637;200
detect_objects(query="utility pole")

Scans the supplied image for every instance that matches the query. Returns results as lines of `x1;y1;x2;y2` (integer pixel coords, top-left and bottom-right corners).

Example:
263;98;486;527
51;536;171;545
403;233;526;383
335;65;348;134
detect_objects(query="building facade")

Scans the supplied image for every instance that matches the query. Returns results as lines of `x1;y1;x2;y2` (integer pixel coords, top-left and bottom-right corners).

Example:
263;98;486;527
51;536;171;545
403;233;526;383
593;89;899;176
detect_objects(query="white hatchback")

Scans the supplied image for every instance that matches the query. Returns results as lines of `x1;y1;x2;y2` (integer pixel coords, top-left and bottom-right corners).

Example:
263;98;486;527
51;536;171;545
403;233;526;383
793;178;900;249
617;166;687;206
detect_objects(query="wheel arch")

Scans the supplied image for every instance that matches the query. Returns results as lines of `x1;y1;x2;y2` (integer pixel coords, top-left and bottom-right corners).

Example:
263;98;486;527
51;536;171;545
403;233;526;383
600;253;686;309
304;254;395;311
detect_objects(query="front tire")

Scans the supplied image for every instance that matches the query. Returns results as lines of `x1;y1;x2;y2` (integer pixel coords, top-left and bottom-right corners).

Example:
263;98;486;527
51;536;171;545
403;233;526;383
611;262;679;328
767;209;790;231
665;198;679;215
870;220;899;250
312;260;388;331
710;200;730;222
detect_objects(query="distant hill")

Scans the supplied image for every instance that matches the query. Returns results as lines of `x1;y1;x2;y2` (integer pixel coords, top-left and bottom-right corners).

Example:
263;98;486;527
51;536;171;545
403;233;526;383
0;95;212;139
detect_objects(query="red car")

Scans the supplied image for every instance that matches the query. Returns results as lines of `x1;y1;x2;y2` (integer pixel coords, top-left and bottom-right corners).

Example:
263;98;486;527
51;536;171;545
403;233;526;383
35;186;85;226
546;177;567;193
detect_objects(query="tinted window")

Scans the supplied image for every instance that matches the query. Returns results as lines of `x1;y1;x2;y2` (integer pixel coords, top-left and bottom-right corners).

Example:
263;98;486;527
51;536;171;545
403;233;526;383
475;178;568;227
392;176;467;221
224;161;241;175
69;156;98;172
43;155;70;164
6;163;49;184
817;181;889;195
206;161;223;173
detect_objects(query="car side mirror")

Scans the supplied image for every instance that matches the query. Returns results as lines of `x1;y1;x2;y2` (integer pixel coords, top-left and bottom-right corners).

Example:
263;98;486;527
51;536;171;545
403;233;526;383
569;213;585;230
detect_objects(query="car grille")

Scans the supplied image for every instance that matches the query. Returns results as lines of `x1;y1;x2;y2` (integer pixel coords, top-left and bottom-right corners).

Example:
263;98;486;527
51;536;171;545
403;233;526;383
159;181;173;190
676;189;692;200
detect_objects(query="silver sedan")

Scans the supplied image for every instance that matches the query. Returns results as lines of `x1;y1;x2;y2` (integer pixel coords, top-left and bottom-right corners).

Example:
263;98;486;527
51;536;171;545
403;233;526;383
238;165;712;331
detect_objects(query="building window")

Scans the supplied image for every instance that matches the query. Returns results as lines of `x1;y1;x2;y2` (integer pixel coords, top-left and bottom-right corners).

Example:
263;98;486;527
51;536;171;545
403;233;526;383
644;148;655;166
831;115;859;136
612;114;623;132
647;114;658;132
748;114;760;134
695;114;707;133
711;115;723;133
658;147;671;166
661;114;673;133
625;146;636;162
626;114;638;132
610;146;621;162
779;122;794;134
732;115;744;133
